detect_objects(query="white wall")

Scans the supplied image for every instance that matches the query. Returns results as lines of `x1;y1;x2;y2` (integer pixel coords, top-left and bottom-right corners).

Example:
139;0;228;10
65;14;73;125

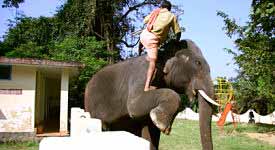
0;65;36;132
176;108;275;125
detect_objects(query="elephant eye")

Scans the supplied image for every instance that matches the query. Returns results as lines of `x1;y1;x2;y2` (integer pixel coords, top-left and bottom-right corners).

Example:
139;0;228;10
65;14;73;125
195;60;201;65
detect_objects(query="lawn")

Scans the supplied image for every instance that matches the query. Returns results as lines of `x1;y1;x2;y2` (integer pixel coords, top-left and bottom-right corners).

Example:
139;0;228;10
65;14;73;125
0;141;39;150
159;119;275;150
0;120;274;150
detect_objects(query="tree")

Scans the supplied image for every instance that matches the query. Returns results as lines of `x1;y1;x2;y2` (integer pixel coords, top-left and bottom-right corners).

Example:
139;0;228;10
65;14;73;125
1;0;184;61
2;16;58;58
2;0;24;8
217;0;275;114
55;0;162;62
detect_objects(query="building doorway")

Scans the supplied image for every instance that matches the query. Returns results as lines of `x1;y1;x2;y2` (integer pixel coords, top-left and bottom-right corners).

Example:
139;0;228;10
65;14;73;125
35;71;61;134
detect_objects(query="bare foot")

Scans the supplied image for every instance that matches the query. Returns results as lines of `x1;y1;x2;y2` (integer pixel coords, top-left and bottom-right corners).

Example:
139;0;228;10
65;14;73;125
144;86;157;92
150;108;171;135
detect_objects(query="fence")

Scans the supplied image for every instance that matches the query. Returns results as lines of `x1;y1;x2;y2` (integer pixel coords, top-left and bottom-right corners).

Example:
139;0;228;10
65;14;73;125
176;108;275;125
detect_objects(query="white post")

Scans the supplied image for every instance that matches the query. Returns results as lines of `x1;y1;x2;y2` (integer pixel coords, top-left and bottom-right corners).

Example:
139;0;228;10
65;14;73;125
60;69;69;134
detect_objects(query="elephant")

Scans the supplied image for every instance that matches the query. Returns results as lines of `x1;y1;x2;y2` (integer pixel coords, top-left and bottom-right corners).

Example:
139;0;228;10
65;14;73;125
84;39;219;150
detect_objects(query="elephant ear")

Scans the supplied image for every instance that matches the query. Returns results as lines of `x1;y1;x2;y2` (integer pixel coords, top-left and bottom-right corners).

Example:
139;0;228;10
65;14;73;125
162;40;189;74
163;57;176;74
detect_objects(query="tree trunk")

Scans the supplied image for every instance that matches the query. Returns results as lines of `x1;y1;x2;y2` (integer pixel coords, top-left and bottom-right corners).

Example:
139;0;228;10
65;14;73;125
94;0;115;64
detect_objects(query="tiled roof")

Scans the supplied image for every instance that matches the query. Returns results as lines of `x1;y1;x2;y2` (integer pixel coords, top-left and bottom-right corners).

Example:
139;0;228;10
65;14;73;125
0;57;84;68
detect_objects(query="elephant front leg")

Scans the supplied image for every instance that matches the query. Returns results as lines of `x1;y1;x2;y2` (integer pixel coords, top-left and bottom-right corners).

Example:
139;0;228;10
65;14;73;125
150;106;173;135
141;120;161;150
128;89;181;135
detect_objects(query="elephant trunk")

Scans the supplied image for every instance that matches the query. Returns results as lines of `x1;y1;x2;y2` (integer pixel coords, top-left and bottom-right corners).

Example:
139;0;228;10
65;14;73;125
198;78;214;150
198;93;213;150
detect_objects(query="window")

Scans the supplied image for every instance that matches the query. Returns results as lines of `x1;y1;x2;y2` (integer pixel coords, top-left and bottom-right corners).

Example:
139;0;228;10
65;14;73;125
0;65;12;80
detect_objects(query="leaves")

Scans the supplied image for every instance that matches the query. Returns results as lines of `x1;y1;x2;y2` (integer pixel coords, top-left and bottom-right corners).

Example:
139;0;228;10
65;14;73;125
6;41;47;58
217;0;275;114
50;36;108;81
50;36;108;104
2;0;24;8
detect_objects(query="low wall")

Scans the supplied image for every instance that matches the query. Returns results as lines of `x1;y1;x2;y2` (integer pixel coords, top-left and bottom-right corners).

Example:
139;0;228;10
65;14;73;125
40;131;150;150
176;108;275;125
39;108;150;150
70;108;102;136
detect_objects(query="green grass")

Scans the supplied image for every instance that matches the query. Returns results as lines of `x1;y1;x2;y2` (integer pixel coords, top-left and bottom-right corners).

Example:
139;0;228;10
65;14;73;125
0;141;39;150
233;122;275;133
0;120;274;150
160;120;275;150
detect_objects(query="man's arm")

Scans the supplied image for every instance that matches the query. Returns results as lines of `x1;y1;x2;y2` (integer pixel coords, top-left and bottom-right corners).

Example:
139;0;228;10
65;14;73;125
176;32;181;41
171;15;181;41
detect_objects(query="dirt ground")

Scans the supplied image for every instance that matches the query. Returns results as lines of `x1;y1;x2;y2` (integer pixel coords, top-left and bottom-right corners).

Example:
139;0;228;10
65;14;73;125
246;132;275;146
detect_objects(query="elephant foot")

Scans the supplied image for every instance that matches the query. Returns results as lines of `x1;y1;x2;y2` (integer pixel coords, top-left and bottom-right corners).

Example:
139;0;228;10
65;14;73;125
150;108;171;135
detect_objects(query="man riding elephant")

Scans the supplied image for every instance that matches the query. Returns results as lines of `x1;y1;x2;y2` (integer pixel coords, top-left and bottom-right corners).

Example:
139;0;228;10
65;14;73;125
139;0;182;92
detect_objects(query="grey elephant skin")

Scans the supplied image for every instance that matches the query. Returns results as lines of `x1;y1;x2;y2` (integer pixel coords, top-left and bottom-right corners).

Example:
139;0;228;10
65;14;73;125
85;39;215;150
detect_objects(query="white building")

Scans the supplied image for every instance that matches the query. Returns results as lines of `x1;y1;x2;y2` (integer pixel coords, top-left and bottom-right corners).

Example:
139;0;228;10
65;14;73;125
0;57;83;141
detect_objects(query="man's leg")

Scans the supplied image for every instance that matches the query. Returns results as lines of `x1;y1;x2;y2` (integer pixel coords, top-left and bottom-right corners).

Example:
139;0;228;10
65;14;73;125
144;58;156;91
144;47;158;92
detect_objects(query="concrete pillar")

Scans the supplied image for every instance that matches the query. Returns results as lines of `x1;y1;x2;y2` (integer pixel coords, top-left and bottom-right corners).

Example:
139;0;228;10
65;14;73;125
60;69;69;134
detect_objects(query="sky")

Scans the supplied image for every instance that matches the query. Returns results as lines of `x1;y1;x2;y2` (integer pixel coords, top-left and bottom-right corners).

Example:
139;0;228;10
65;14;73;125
0;0;252;79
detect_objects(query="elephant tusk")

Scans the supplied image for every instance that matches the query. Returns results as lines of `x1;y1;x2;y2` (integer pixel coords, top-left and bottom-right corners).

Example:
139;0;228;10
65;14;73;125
198;90;220;106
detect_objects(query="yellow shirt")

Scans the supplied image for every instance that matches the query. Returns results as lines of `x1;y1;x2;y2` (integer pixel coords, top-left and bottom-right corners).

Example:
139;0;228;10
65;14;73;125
144;8;181;43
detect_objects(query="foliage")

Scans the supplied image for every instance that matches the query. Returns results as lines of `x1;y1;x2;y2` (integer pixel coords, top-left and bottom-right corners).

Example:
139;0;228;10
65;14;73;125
1;16;57;57
217;0;275;114
1;0;184;59
50;36;108;84
54;0;165;61
55;0;97;38
5;41;47;58
50;36;108;105
2;0;24;8
0;41;11;56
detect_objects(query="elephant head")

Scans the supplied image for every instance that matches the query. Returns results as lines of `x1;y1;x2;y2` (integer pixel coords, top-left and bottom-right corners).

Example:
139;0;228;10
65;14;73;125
158;39;219;150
